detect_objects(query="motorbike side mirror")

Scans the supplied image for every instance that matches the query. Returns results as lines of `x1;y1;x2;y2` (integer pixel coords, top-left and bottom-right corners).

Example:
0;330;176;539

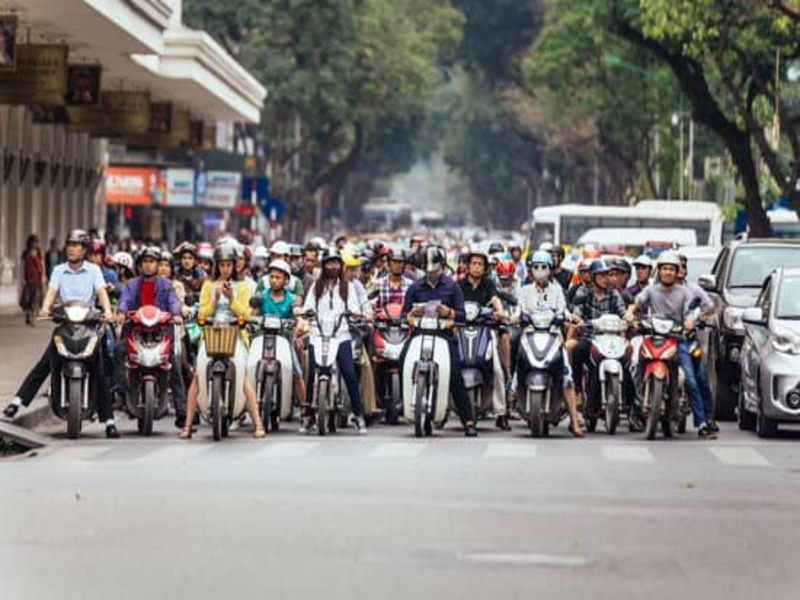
249;295;263;309
367;290;379;301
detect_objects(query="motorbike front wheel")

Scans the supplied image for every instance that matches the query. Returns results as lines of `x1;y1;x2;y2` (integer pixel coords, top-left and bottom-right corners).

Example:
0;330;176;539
414;372;427;438
261;374;278;432
140;378;155;437
66;378;82;440
211;373;224;441
386;371;400;425
604;376;621;435
645;378;664;441
317;379;329;436
529;389;547;438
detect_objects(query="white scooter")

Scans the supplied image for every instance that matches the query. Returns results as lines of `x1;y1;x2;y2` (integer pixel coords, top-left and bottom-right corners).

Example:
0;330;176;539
196;315;248;441
246;316;294;432
402;312;453;437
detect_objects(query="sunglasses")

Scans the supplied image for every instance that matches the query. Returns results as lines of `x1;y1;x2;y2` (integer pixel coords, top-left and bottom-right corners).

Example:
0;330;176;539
531;265;550;271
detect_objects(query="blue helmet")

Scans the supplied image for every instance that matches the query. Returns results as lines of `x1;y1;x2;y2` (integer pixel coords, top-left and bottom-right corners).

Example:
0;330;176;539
589;259;610;275
526;250;554;268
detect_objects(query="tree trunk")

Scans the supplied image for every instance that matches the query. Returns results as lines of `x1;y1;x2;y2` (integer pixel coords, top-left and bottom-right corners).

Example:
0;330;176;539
729;135;771;237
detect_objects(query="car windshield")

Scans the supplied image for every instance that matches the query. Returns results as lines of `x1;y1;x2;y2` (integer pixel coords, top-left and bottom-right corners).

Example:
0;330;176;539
685;256;717;284
728;246;800;287
775;276;800;319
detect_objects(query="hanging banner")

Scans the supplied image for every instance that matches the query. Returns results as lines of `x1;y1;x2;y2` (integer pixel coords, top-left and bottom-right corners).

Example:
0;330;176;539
105;166;163;206
150;102;172;133
0;15;17;71
199;171;241;209
101;91;151;136
66;65;101;106
163;168;196;207
0;44;68;105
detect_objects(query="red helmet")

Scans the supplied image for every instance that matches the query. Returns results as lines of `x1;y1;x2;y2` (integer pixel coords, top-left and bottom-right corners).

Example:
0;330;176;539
496;259;516;279
89;240;105;255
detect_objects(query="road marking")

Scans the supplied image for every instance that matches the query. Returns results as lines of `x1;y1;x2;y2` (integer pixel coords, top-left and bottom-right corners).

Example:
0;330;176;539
708;446;772;467
253;441;321;458
601;445;655;463
456;551;591;567
483;443;537;459
45;445;113;462
137;444;212;464
368;442;425;458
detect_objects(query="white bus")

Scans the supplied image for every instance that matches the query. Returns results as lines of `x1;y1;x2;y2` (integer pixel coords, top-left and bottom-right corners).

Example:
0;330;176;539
529;200;723;248
361;196;413;232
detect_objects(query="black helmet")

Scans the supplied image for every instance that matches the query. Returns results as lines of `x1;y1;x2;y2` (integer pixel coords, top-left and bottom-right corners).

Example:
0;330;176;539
589;259;610;276
551;244;566;259
214;243;238;263
65;228;89;248
321;247;342;264
136;245;162;265
488;242;505;255
174;241;197;259
387;248;407;262
608;256;631;275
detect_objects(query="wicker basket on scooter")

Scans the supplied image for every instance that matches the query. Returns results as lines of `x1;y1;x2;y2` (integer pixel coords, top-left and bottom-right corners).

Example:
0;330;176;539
203;325;239;357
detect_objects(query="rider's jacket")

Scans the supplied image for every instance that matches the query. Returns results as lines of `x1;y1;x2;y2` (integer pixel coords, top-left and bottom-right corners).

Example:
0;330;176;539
572;288;626;338
372;274;414;309
118;276;181;315
303;279;360;343
517;281;567;315
459;276;499;307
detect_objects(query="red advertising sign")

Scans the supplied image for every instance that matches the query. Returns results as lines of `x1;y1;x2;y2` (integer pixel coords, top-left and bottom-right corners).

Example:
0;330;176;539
105;167;163;205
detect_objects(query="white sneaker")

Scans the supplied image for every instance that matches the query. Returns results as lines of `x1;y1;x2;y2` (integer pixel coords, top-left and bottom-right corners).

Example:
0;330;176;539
349;413;368;435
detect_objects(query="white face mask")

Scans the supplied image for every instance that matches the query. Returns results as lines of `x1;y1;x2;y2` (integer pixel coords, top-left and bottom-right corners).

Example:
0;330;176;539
530;265;550;283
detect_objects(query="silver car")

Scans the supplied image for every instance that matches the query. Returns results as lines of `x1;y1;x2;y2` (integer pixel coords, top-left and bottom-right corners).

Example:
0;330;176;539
739;266;800;436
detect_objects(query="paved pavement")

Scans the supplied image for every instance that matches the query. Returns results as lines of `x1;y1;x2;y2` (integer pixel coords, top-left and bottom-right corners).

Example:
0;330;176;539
3;317;800;599
0;315;52;428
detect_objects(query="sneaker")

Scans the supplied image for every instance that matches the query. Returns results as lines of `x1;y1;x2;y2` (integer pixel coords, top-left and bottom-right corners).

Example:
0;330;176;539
464;423;478;437
698;425;717;440
3;403;20;419
105;424;120;439
349;413;368;435
628;415;645;432
495;415;511;431
706;420;720;433
299;415;314;434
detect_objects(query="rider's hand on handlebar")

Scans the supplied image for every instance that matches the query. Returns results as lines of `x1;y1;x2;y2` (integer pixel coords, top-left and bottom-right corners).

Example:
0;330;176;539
684;318;695;332
38;307;50;319
173;315;183;326
435;304;452;318
116;313;126;326
104;310;115;323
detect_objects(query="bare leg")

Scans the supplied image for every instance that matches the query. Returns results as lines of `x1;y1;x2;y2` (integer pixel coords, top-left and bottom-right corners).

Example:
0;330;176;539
243;379;265;438
180;374;199;439
293;376;307;413
563;385;584;438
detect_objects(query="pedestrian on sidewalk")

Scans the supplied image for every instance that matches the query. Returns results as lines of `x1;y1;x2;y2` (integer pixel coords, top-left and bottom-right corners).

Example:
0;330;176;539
19;234;45;327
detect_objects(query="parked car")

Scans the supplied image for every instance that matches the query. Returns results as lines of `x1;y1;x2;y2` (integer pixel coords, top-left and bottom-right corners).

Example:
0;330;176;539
698;238;800;420
739;266;800;436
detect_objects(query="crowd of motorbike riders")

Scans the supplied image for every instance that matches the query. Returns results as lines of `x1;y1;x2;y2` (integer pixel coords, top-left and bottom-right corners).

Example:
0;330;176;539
2;226;720;441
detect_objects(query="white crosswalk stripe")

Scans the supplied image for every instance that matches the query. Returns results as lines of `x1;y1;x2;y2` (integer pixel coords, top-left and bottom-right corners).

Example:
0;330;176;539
252;441;321;458
601;445;655;463
368;443;426;458
44;445;113;462
483;443;537;459
138;444;212;464
708;446;772;467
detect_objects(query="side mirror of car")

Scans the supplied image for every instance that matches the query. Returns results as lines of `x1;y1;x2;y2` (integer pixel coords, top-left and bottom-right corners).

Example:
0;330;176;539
698;274;716;292
742;307;765;325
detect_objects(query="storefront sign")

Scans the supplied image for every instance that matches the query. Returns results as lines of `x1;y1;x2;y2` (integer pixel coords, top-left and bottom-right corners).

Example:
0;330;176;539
199;171;242;209
105;166;163;206
66;65;101;106
0;44;68;105
0;15;17;71
101;91;151;136
163;168;195;207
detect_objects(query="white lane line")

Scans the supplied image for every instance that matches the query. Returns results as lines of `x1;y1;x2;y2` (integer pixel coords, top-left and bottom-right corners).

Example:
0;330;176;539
44;445;114;462
709;446;772;467
253;441;321;458
483;443;537;459
368;443;426;458
137;444;213;464
602;445;655;463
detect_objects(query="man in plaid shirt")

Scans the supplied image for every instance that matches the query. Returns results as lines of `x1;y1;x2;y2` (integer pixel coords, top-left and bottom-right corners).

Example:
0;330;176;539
372;248;414;309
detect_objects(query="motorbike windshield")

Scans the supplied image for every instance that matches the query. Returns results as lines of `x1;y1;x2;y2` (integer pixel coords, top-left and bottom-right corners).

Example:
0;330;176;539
531;309;555;329
318;314;339;337
592;314;625;333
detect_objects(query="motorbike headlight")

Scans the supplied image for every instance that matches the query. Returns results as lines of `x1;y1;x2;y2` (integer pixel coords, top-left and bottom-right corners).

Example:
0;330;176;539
651;317;674;336
772;330;800;354
54;334;97;358
64;305;90;323
723;307;745;332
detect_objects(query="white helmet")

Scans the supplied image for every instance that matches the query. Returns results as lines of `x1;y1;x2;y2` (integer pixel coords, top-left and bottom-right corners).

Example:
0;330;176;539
253;245;269;260
270;240;291;256
267;259;292;279
112;251;134;271
656;251;681;269
632;254;653;269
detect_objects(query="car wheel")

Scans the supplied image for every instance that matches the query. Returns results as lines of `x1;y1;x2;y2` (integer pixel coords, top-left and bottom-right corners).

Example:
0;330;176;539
737;383;756;431
756;402;778;438
710;342;736;421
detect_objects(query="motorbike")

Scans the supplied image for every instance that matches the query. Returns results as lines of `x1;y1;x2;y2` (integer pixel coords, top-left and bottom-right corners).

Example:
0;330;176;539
124;305;178;435
402;312;453;437
196;314;248;441
581;314;629;435
454;301;498;421
372;302;409;425
246;315;295;432
47;301;106;439
516;308;568;437
306;310;359;435
637;314;683;440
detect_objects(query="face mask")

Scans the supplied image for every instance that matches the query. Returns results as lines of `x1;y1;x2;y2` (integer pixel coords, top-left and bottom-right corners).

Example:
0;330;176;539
425;269;442;285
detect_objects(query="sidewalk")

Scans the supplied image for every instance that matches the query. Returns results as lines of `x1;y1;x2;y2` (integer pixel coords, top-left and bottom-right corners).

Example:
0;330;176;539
0;314;56;428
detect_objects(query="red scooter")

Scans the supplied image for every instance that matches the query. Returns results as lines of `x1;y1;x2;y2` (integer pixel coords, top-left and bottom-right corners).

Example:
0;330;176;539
637;314;682;440
125;305;176;435
372;302;409;424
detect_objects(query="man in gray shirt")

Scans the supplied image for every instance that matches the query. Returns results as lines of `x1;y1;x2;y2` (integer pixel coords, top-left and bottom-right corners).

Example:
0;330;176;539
625;251;717;439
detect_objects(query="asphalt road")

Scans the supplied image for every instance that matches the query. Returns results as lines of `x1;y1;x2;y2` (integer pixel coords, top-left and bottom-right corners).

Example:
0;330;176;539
2;414;799;600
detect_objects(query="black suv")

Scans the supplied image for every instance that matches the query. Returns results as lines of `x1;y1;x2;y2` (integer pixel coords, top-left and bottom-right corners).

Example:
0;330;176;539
699;238;800;420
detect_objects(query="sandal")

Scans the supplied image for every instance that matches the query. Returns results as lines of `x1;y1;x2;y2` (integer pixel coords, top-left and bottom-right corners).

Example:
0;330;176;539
253;427;266;439
569;422;585;438
179;428;192;440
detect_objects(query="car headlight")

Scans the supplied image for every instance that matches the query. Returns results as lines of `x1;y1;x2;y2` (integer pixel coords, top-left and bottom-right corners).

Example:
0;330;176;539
772;330;800;354
723;307;745;332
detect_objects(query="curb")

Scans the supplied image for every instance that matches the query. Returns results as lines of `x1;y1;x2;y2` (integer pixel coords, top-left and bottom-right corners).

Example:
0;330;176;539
0;418;50;450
